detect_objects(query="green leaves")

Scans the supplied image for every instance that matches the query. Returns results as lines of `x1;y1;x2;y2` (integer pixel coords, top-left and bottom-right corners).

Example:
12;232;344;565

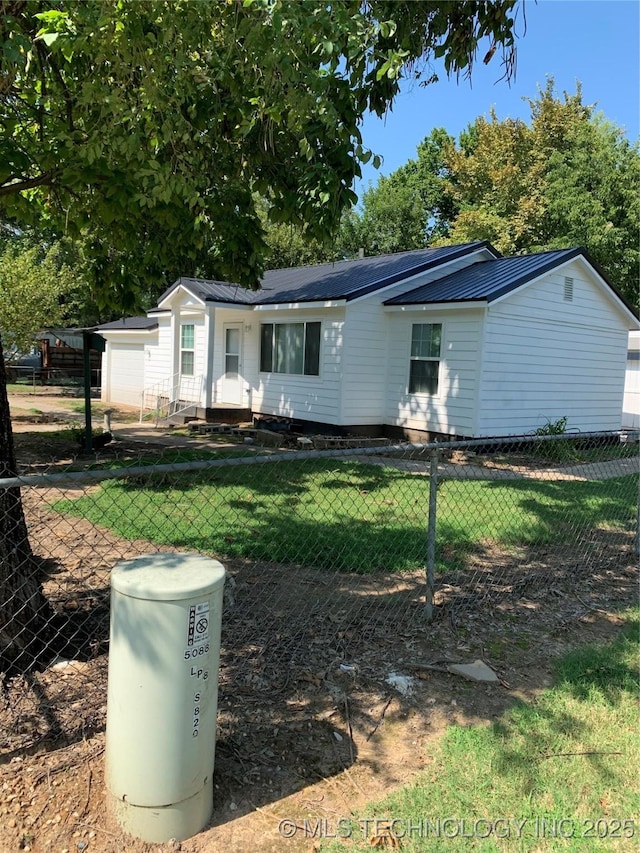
344;79;638;311
0;240;83;354
442;81;640;307
0;0;521;310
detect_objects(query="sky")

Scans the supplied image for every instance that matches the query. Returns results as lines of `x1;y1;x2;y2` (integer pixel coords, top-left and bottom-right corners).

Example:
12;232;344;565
355;0;640;197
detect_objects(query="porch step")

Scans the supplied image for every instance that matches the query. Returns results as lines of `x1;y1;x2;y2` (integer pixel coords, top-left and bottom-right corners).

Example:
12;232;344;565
162;406;199;426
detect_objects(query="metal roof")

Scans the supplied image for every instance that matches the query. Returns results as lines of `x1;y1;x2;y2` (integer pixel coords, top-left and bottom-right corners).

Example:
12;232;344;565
161;242;495;306
96;316;158;331
384;248;583;305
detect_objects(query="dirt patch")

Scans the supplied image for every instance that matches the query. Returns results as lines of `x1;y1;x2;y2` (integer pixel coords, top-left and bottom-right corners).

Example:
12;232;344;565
0;433;637;853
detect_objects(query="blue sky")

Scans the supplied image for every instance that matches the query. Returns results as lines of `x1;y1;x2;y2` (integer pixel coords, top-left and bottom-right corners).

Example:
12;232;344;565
355;0;639;197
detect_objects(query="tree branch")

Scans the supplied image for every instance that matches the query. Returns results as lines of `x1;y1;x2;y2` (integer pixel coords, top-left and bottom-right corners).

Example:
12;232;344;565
47;51;76;133
0;172;56;195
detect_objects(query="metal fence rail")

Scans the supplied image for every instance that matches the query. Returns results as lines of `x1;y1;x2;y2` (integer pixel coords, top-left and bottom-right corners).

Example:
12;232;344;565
1;430;638;756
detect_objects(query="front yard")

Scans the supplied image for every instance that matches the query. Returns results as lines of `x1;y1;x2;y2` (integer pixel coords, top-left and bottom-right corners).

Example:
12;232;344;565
52;455;637;573
2;427;637;853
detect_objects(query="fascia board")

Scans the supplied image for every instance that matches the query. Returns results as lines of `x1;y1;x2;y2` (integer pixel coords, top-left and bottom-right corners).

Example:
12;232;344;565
252;300;346;311
157;283;206;310
384;300;486;313
205;301;254;311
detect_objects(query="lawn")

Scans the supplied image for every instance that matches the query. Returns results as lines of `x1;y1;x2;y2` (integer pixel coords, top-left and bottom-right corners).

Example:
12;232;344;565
53;457;637;573
321;611;640;851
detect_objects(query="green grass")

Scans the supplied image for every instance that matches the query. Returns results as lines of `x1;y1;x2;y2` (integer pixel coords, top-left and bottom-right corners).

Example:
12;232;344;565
323;613;640;851
53;458;637;573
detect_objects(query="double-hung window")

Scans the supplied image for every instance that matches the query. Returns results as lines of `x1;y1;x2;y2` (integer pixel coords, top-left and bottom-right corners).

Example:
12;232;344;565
260;322;321;376
409;323;442;395
180;323;195;376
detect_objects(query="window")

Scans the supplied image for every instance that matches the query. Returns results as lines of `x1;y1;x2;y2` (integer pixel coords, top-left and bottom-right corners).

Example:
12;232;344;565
409;323;442;394
225;326;240;377
180;323;195;376
260;322;321;375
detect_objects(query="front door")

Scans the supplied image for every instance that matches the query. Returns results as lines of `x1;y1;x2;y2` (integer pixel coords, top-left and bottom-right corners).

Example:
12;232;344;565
222;324;243;404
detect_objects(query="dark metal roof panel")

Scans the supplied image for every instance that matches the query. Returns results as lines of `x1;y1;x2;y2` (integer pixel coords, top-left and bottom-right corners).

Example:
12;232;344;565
161;242;496;306
96;316;159;331
254;242;493;303
172;278;261;305
385;249;582;305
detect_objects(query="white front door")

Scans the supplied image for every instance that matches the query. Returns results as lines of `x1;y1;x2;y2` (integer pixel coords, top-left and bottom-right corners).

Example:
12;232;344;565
222;324;243;404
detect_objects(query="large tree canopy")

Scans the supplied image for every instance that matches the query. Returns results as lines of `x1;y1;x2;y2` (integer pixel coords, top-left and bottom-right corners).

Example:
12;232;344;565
444;80;640;306
1;0;519;309
339;127;457;256
0;0;522;671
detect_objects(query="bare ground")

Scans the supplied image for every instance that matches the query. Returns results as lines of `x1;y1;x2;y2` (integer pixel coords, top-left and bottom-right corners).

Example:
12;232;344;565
1;418;638;853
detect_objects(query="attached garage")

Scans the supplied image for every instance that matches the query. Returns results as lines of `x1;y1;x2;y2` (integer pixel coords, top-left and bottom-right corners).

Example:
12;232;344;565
97;317;157;409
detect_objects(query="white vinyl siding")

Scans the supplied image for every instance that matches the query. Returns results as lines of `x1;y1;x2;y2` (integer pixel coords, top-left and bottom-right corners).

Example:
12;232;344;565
143;317;171;390
252;308;343;423
386;309;484;436
622;332;640;429
477;261;630;435
339;251;493;428
340;300;388;424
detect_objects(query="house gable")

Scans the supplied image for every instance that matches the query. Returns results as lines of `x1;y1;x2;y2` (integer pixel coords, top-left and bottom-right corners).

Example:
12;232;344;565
157;283;209;311
384;249;638;325
475;256;637;435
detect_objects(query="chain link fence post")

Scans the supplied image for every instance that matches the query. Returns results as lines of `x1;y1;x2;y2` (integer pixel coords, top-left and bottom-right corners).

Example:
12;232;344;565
425;447;439;621
635;477;640;557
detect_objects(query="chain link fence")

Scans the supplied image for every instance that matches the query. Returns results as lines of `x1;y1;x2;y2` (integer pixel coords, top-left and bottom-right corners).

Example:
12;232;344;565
1;428;638;758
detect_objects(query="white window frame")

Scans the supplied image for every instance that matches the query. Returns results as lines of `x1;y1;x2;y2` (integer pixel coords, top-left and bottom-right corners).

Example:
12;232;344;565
408;322;442;396
260;321;321;376
180;323;195;376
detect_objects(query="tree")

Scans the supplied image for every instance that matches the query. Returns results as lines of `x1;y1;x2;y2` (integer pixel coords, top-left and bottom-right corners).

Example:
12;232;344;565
349;81;639;308
256;198;341;270
0;239;81;356
340;127;456;256
442;81;640;307
0;0;521;671
443;110;542;254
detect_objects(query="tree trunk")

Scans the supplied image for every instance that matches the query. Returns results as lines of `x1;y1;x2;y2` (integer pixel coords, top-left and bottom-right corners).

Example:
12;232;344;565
0;337;53;674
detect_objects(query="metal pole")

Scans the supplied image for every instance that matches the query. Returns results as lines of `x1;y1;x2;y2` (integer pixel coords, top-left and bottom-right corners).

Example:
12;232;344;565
83;331;93;453
636;466;640;557
425;448;439;621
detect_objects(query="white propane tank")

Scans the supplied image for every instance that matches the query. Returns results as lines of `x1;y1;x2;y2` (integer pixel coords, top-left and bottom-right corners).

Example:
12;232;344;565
105;553;226;842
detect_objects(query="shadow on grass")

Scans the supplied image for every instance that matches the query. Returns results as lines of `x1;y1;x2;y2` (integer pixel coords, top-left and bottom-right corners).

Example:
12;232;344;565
53;461;637;577
487;619;639;783
553;615;640;702
372;617;640;842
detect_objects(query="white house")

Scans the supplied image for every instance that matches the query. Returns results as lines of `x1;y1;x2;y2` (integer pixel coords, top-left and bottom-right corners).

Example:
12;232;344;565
622;330;640;430
97;242;639;439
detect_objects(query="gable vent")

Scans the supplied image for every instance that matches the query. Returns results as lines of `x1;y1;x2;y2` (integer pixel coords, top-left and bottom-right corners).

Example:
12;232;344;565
563;276;574;301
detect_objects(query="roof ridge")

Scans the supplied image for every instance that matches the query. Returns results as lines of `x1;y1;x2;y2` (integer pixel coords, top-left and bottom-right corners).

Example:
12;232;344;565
264;240;492;274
